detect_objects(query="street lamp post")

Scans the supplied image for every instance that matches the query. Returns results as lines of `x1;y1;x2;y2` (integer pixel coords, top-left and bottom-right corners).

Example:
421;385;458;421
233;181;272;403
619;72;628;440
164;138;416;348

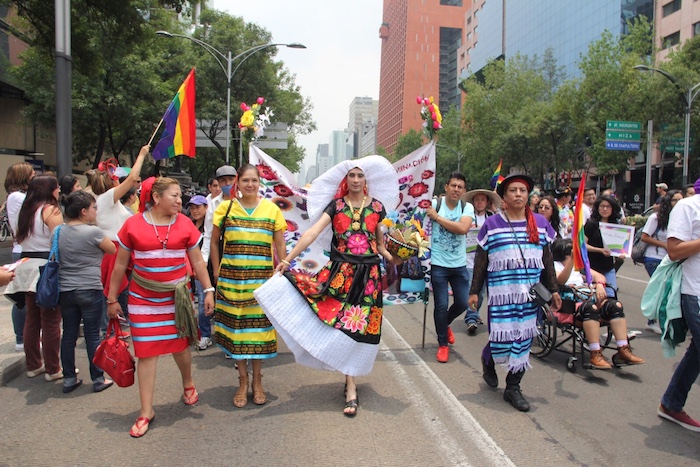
436;144;464;173
156;31;305;165
634;65;700;187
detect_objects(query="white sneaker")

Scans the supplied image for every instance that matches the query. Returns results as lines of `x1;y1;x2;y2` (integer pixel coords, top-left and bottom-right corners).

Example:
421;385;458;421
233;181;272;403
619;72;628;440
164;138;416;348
198;337;212;350
15;343;24;352
646;323;662;335
45;371;64;382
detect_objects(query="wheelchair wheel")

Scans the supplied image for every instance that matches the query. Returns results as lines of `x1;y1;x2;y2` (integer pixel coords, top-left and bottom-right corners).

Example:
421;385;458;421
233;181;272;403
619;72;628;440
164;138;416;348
567;356;577;372
0;223;7;242
603;325;613;346
532;305;557;358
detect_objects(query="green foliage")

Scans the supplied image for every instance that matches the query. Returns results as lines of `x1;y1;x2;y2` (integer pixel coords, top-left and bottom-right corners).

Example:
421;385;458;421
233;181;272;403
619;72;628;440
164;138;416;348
392;129;425;162
7;1;314;176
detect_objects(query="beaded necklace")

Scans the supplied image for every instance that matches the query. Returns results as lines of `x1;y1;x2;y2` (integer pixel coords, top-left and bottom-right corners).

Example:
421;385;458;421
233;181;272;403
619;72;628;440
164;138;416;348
345;195;367;231
148;211;174;250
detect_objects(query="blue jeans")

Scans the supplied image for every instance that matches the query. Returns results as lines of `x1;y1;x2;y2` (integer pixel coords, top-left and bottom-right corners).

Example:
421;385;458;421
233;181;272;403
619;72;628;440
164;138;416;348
11;252;25;344
194;279;211;338
602;269;617;298
464;267;484;324
100;288;129;335
60;289;105;383
644;258;662;278
661;294;700;412
432;265;470;346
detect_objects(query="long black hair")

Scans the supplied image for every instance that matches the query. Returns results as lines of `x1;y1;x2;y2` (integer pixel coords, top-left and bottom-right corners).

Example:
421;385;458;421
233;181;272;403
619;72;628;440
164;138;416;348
64;190;95;220
657;189;682;231
537;195;561;237
16;175;60;243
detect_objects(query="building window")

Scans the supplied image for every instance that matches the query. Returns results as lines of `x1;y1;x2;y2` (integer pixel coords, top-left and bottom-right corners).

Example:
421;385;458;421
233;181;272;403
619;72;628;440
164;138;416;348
440;0;463;5
662;31;681;48
694;21;700;36
467;31;472;40
662;0;682;17
467;16;472;25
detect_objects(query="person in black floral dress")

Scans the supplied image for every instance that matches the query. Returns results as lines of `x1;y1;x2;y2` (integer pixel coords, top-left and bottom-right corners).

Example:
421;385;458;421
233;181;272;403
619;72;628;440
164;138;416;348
255;157;400;417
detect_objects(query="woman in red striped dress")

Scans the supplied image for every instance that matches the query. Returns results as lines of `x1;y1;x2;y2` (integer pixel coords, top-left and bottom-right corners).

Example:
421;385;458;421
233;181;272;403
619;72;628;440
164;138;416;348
107;177;215;438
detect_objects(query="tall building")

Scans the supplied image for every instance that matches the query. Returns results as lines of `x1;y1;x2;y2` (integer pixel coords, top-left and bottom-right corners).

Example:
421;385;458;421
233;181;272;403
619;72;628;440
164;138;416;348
463;0;654;80
347;96;378;157
329;130;354;166
656;0;700;61
377;0;471;154
315;143;331;180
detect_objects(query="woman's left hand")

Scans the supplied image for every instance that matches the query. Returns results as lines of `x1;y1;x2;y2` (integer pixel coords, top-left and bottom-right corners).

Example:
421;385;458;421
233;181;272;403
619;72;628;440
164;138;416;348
204;292;215;316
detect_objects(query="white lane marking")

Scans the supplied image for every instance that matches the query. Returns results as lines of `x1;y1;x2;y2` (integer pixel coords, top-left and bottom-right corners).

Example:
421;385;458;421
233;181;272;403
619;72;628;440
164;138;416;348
381;318;516;467
617;274;649;285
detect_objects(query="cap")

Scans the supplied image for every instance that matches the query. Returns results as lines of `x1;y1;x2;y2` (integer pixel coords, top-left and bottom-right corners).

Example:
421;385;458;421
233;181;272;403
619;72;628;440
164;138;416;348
555;187;572;198
496;174;534;198
215;165;237;178
186;195;208;206
656;183;668;190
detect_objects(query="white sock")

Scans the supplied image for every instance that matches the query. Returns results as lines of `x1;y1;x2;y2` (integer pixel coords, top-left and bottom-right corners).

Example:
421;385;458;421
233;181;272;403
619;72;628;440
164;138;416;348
616;340;628;347
589;342;601;351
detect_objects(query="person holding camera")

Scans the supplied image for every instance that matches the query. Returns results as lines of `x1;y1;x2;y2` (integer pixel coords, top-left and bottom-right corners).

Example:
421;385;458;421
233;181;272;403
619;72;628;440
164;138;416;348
469;174;561;412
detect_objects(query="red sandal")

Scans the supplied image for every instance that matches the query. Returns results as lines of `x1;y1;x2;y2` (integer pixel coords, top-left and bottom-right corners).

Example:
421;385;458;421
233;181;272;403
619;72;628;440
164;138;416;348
183;385;199;405
129;413;155;438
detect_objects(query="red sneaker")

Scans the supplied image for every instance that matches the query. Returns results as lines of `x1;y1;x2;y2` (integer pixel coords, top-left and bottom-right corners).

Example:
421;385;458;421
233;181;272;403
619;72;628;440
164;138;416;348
436;346;449;363
658;404;700;432
447;327;455;345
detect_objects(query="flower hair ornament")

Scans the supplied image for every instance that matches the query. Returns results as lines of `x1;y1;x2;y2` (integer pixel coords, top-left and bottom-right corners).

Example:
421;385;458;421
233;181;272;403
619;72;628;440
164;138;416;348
98;158;120;181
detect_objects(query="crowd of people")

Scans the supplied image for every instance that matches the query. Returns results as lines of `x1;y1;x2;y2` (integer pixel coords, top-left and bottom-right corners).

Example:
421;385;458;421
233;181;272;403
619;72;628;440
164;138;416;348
2;150;700;435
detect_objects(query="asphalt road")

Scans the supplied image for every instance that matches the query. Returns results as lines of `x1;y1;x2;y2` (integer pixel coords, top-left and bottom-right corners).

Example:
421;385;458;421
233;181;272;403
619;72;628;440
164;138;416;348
0;260;698;466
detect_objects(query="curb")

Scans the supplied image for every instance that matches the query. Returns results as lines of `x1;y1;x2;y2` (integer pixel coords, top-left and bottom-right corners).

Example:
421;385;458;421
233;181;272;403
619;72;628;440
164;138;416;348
0;353;25;386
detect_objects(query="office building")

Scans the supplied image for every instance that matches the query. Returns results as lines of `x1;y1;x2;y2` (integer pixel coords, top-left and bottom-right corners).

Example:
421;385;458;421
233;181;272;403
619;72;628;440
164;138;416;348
656;0;700;61
348;96;378;157
329;130;354;166
377;0;471;154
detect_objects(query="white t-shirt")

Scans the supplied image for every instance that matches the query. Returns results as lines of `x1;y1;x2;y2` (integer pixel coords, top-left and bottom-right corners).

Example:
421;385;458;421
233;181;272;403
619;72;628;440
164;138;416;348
7;191;26;254
95;187;133;241
641;212;668;260
554;261;586;287
667;195;700;295
466;212;489;269
201;193;226;263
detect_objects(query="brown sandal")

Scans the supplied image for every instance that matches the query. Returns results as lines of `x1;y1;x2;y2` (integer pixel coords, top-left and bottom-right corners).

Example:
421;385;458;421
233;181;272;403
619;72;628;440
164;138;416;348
252;373;267;405
233;375;248;408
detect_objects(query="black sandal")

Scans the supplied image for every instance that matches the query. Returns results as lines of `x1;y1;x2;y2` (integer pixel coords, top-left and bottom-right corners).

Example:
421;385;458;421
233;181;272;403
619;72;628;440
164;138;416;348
344;397;359;417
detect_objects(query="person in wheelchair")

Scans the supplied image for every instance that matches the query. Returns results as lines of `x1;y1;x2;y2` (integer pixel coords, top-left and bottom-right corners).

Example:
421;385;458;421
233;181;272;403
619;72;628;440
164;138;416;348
552;238;644;369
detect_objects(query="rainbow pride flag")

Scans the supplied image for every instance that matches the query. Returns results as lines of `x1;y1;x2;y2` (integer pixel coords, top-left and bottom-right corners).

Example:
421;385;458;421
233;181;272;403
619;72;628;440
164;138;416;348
490;159;505;189
153;69;196;161
572;173;593;284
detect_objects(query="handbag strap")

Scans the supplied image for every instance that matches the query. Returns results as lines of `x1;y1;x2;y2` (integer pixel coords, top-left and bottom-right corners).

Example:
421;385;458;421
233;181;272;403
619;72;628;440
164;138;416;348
49;224;63;262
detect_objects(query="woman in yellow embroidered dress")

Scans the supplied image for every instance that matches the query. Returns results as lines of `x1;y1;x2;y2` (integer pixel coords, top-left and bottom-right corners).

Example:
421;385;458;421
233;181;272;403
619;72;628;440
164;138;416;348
210;164;287;408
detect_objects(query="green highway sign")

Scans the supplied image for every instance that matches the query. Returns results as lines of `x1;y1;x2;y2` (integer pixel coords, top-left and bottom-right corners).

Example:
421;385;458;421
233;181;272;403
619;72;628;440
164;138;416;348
606;120;642;131
606;130;641;141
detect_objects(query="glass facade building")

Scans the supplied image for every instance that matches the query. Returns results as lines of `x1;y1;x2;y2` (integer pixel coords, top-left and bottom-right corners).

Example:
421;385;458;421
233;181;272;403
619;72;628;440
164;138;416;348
469;0;653;80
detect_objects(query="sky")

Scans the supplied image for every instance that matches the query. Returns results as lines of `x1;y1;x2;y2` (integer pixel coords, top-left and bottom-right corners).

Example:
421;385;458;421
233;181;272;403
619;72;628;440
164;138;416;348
211;0;383;174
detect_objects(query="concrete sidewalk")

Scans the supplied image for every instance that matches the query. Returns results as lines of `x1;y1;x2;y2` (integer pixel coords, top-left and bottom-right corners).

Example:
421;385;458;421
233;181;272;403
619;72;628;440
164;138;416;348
0;292;24;385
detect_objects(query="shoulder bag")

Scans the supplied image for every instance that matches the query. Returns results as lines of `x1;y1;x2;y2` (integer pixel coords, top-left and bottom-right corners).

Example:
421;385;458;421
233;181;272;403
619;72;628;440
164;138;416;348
36;224;62;308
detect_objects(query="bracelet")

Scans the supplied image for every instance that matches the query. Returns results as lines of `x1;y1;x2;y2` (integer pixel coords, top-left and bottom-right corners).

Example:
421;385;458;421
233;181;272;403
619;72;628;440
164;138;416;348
203;287;215;293
106;299;118;305
281;259;291;266
434;215;440;222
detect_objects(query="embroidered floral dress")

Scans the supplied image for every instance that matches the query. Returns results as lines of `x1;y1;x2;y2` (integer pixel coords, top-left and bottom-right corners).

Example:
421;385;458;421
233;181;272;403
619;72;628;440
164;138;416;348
287;197;386;344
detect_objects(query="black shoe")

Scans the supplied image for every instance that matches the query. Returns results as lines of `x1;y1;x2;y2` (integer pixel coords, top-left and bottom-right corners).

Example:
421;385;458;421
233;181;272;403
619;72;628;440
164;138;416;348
481;356;498;388
62;379;83;394
93;379;114;393
503;387;530;412
467;322;478;336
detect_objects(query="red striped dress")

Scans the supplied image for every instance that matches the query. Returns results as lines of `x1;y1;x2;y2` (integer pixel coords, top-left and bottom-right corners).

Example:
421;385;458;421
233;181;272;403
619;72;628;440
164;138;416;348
117;213;202;358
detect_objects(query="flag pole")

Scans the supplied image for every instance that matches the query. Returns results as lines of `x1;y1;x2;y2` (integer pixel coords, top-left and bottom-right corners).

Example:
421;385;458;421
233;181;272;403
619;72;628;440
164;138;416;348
147;119;164;147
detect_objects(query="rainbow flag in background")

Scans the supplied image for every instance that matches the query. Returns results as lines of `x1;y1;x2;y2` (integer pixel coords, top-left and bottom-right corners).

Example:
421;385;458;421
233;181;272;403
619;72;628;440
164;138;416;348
490;159;505;189
153;68;196;161
572;173;593;284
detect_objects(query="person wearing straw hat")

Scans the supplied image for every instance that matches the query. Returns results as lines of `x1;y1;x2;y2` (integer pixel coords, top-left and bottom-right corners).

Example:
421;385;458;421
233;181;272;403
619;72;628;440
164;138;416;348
254;156;399;417
426;172;474;362
463;188;500;334
469;174;561;412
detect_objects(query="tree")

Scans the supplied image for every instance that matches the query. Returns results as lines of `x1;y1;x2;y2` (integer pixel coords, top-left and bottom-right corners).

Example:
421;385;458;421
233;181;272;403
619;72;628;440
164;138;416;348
392;129;425;161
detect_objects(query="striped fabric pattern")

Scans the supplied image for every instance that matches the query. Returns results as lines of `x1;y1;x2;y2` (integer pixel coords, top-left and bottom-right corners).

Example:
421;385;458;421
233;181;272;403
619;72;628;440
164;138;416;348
213;199;286;359
478;213;555;372
117;213;202;358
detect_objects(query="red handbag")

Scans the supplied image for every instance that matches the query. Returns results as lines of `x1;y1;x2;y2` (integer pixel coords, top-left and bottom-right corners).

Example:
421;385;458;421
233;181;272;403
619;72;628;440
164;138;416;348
93;319;136;387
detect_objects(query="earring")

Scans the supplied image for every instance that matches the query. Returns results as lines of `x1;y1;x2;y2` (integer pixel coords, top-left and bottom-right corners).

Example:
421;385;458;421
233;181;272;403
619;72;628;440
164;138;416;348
237;190;243;198
363;186;368;195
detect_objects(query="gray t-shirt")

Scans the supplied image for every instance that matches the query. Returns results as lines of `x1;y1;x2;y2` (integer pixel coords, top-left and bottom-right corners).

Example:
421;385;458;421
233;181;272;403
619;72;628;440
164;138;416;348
58;223;106;291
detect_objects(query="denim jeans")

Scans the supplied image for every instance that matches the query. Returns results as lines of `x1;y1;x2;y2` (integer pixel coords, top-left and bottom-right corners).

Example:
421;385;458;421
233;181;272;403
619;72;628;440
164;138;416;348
100;288;129;335
60;289;105;382
194;279;211;338
432;265;471;346
601;269;617;298
644;258;662;278
11;252;26;344
464;267;484;324
661;294;700;412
